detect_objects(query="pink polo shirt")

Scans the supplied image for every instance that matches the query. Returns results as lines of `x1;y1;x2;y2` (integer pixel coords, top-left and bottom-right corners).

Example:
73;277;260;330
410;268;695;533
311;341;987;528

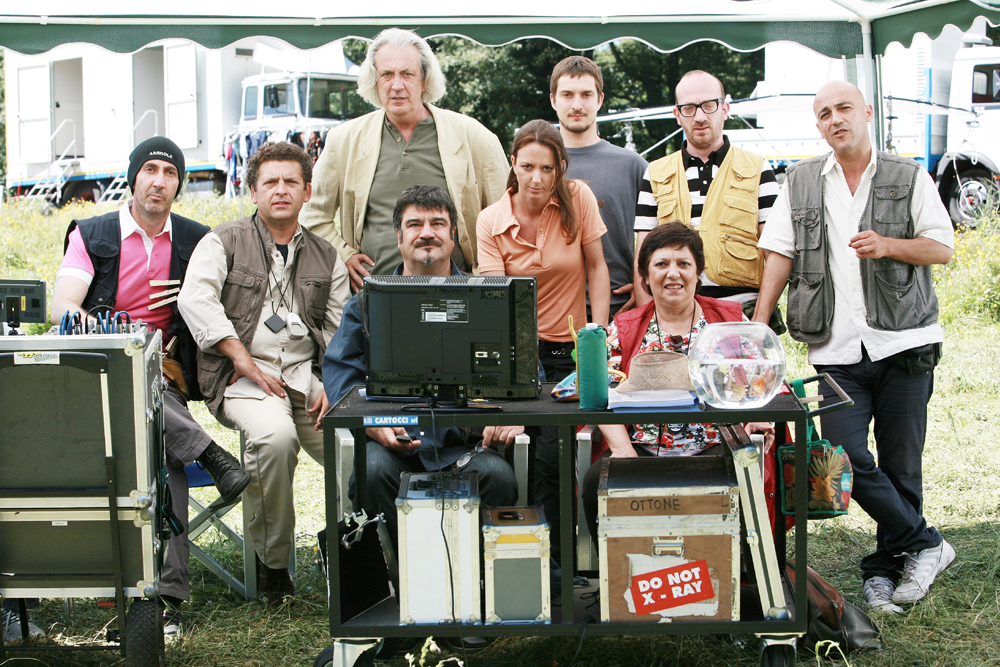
58;201;176;338
477;182;606;342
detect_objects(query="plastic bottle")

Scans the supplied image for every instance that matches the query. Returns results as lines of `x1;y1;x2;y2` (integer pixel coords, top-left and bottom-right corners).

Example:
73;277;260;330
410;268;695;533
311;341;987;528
577;323;609;410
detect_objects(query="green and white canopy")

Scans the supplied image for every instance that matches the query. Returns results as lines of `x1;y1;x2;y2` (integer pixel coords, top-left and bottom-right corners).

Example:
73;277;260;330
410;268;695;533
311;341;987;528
0;0;997;57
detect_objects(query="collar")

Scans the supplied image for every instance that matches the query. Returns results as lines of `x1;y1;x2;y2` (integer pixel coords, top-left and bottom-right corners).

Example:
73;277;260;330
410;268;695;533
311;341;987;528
488;188;562;236
822;148;877;178
682;135;730;168
122;198;172;241
392;259;465;276
384;107;436;134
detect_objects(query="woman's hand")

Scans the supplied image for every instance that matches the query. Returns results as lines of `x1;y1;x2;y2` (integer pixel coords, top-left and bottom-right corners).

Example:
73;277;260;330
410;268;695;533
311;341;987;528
600;424;638;458
743;422;775;453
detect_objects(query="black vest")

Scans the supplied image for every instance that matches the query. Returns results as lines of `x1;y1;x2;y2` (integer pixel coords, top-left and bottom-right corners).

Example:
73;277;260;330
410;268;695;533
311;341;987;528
64;210;210;400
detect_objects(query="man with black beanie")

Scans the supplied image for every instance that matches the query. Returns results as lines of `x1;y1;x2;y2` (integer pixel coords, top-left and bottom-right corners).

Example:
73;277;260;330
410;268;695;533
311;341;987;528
52;136;251;639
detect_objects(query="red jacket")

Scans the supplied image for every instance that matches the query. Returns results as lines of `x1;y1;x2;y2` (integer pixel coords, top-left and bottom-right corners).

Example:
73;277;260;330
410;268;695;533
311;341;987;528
614;295;744;377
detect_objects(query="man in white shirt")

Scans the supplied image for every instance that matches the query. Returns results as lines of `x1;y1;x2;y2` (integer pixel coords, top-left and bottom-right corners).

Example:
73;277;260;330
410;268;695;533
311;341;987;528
753;81;955;615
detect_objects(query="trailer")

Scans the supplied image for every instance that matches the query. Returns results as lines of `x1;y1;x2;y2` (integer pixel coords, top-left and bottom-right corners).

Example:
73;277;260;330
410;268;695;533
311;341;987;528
3;38;364;205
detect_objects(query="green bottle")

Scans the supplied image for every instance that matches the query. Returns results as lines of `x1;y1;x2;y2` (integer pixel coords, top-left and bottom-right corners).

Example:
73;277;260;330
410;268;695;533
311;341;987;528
577;324;608;410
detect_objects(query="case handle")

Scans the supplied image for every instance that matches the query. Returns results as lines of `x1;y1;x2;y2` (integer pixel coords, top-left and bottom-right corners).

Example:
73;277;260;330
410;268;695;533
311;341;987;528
652;536;685;557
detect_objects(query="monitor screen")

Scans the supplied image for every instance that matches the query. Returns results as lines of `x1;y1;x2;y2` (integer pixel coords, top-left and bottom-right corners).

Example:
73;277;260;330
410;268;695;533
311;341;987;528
363;275;539;403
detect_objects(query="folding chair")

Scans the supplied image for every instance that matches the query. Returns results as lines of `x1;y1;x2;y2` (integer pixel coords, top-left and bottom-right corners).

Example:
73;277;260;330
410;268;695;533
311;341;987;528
185;435;264;600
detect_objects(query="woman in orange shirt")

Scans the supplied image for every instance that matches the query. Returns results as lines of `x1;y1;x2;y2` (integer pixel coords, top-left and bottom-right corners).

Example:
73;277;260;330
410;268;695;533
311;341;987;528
477;119;610;572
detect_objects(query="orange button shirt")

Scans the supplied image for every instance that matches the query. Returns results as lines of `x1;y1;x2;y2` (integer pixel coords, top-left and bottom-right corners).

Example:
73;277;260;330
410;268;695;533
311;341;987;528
476;183;607;342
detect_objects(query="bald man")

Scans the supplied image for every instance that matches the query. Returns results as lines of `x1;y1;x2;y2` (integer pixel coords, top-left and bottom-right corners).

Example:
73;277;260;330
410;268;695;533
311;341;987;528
752;81;955;615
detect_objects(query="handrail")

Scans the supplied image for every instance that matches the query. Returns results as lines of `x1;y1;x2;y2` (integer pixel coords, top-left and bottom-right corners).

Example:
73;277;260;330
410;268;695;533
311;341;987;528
131;110;159;149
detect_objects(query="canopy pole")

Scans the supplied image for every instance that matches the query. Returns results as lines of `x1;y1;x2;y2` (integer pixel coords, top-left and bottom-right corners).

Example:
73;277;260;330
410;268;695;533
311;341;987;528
859;18;882;150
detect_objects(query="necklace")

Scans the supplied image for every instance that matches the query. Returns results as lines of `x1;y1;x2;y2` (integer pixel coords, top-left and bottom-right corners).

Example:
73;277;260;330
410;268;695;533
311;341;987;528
254;218;298;333
654;303;698;353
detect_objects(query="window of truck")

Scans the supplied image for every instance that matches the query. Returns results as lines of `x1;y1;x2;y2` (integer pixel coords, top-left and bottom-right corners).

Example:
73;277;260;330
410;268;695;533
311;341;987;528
244;85;259;120
264;83;292;116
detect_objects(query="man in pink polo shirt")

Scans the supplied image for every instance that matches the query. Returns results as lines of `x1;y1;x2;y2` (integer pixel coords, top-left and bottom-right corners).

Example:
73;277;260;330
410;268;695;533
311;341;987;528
52;136;251;638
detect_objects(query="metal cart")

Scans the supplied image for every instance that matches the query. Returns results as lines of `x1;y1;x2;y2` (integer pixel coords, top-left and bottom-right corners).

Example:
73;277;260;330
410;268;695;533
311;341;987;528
318;379;850;667
0;332;167;666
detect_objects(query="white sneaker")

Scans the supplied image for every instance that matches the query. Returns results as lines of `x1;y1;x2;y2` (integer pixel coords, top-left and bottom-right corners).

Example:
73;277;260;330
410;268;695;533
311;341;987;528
862;577;904;615
892;539;956;604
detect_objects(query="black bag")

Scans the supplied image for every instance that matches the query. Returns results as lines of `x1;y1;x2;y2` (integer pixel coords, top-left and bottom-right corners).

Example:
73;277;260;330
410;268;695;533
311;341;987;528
785;562;882;658
318;511;399;624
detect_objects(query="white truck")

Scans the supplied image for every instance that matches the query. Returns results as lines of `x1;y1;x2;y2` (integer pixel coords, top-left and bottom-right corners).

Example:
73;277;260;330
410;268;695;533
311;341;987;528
3;38;365;204
728;17;1000;225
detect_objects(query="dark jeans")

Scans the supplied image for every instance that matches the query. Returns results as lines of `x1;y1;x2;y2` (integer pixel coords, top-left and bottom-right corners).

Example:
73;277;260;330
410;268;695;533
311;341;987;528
534;340;577;565
351;441;518;550
816;346;941;583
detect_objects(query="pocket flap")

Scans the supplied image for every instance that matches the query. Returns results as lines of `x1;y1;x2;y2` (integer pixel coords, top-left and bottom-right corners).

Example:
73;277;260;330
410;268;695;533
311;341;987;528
874;184;910;201
723;194;757;214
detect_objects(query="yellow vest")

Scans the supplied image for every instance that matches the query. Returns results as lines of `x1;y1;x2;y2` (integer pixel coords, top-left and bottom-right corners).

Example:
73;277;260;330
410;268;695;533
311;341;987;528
647;146;764;288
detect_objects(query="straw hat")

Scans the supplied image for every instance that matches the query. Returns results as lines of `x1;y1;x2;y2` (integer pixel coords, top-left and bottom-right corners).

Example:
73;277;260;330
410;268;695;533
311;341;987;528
615;351;695;393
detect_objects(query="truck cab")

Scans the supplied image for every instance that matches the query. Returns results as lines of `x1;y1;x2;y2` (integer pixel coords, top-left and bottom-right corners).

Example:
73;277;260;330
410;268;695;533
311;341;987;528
239;71;369;136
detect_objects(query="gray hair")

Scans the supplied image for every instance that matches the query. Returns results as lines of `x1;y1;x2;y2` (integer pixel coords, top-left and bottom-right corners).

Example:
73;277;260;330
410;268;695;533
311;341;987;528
356;28;447;108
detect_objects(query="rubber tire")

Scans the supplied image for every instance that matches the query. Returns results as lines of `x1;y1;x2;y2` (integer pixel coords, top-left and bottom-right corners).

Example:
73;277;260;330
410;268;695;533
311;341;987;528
124;599;161;667
313;645;377;667
759;643;797;667
947;167;993;227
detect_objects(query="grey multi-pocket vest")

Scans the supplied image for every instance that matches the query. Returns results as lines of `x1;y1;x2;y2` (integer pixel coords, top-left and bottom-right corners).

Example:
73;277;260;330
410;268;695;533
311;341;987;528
784;151;940;344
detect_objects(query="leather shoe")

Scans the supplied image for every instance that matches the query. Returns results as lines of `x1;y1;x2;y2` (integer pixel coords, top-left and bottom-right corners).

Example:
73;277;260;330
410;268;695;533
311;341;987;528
256;555;294;607
197;442;251;504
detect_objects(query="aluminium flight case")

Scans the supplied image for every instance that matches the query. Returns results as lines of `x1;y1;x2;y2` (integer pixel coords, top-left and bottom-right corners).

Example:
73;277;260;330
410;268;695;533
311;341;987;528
482;505;551;624
0;331;165;601
396;471;481;625
597;455;741;623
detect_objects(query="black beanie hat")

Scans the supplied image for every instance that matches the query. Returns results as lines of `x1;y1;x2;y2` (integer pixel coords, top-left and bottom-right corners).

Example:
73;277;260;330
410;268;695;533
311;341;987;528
128;136;186;197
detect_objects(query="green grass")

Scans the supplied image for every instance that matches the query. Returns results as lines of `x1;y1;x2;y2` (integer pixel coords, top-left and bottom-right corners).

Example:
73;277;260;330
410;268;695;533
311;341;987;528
2;198;1000;666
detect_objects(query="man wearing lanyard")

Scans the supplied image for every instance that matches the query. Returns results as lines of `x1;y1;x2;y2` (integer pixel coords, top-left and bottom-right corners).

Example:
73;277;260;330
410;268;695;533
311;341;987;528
179;142;351;605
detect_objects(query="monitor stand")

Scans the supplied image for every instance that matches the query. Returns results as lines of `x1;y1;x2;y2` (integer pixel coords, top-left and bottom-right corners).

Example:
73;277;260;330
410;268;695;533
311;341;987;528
400;385;503;413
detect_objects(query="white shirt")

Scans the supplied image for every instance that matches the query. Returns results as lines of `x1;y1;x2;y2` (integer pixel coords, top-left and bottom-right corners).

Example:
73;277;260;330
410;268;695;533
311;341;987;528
56;199;173;285
758;151;954;365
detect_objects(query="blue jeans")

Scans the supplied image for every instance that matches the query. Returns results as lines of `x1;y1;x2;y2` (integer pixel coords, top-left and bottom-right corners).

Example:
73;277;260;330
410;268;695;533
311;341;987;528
816;346;941;582
351;440;518;549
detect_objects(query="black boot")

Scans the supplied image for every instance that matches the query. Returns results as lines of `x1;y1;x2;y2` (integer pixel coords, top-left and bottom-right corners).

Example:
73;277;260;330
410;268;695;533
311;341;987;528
256;554;295;607
196;442;251;504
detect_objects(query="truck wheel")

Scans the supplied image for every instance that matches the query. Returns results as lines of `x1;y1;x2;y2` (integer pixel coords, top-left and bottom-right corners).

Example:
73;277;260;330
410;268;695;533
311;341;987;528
124;599;162;667
948;167;994;227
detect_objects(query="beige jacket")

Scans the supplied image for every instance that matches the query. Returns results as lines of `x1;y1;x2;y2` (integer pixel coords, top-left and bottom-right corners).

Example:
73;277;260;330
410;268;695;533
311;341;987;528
299;104;509;271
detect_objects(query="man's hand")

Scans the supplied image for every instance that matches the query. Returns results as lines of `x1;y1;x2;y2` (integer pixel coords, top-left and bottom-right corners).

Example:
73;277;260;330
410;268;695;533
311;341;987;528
849;230;891;259
308;391;330;431
367;427;421;454
346;253;376;292
218;338;287;398
481;425;525;449
744;422;775;453
613;283;636;313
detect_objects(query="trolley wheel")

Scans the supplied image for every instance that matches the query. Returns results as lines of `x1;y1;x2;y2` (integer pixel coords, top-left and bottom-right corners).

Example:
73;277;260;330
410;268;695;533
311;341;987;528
759;642;797;667
124;599;162;667
314;643;377;667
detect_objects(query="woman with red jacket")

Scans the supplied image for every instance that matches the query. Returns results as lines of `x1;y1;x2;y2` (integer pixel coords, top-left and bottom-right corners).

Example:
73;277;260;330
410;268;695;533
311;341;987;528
581;222;773;538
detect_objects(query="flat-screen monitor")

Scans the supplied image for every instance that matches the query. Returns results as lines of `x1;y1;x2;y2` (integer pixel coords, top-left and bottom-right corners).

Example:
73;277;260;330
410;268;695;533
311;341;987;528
363;275;539;405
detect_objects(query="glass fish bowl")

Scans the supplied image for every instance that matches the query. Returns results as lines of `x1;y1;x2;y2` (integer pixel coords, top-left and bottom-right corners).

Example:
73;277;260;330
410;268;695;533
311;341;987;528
688;322;786;409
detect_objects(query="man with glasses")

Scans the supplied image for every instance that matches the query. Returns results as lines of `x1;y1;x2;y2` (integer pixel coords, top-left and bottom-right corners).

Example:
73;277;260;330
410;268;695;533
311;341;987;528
634;70;780;321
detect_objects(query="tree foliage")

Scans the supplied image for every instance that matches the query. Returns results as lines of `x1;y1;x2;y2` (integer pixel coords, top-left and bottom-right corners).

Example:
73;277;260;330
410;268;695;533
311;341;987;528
342;37;764;160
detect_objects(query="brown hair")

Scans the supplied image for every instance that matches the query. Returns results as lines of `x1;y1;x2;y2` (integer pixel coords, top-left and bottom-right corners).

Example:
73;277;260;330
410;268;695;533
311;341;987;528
550;56;604;97
637;222;705;296
507;119;578;244
246;141;313;190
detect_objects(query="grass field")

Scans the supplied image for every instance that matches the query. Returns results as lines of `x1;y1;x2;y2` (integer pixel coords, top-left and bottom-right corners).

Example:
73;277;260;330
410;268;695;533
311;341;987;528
1;197;999;667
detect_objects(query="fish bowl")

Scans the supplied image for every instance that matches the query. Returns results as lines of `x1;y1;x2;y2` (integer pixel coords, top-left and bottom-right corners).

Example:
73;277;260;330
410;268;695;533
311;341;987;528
688;322;786;409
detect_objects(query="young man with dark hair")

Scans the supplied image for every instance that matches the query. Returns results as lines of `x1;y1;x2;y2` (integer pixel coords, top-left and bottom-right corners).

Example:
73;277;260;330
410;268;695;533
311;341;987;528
179;141;351;606
550;55;648;317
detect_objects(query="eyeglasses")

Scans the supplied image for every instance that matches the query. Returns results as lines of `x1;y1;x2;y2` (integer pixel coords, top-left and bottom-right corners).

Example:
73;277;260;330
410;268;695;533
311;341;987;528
676;99;724;117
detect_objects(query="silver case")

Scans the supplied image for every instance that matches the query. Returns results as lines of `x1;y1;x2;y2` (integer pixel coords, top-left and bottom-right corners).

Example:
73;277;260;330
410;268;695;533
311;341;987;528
482;506;551;624
396;471;481;625
0;332;163;598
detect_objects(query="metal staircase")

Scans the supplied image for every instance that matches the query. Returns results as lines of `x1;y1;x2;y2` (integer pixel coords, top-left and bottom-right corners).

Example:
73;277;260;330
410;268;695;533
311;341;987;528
23;159;78;204
98;171;130;203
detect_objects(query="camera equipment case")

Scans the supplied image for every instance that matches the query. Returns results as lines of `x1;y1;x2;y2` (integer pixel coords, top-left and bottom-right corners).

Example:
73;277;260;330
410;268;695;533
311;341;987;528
597;455;741;623
482;505;551;624
0;331;164;600
396;471;481;625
